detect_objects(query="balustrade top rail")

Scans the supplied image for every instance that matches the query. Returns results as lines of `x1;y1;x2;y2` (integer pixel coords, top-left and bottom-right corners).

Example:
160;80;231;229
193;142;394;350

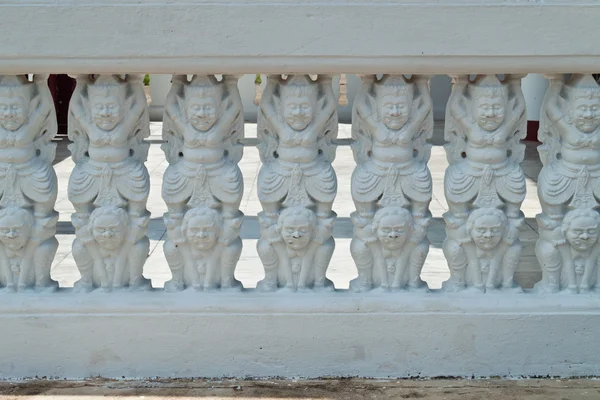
1;0;599;74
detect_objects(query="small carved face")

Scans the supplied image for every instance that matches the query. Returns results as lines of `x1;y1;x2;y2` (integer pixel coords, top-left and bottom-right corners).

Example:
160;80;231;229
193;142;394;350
566;216;599;251
378;94;412;130
280;215;313;250
470;214;504;251
0;214;30;251
376;214;409;250
91;94;123;131
572;97;600;133
186;216;219;251
92;214;127;251
0;95;27;131
282;95;314;131
474;95;505;132
187;96;218;132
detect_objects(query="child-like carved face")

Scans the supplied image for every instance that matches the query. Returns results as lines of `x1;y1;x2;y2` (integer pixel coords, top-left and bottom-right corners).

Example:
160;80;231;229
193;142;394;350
566;216;600;252
0;94;28;132
377;93;412;131
375;214;409;250
0;214;30;251
185;215;219;251
282;94;315;132
90;94;123;131
280;215;313;250
92;213;127;251
473;92;505;132
571;96;600;134
186;95;218;132
470;214;504;251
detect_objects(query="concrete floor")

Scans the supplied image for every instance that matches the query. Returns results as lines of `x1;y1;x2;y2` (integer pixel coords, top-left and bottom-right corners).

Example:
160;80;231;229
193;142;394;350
1;378;599;399
50;122;544;290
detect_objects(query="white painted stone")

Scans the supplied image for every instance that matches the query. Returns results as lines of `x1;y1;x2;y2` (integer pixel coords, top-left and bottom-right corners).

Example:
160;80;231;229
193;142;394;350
1;290;600;379
350;75;433;292
2;1;600;74
536;74;600;294
256;75;337;292
0;75;58;292
68;74;151;292
161;75;244;291
443;75;527;292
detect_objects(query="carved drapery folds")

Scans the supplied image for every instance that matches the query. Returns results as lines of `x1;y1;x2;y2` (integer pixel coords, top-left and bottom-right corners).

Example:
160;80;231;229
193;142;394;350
536;74;600;294
161;75;244;291
349;74;433;292
0;75;58;292
442;74;526;292
256;74;337;292
68;74;151;292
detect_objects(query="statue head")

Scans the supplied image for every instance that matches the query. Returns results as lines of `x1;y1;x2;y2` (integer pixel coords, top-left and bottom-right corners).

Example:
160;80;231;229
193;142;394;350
562;209;600;252
89;206;129;251
87;75;127;131
280;75;318;131
467;208;507;251
182;207;222;251
0;207;33;251
375;75;413;131
0;75;31;132
567;75;600;134
277;206;317;251
471;75;508;132
372;207;413;250
184;75;223;132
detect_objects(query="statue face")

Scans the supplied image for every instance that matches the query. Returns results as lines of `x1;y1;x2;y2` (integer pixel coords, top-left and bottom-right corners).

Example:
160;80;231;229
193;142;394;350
186;96;218;132
566;216;599;251
572;97;600;133
0;95;27;131
90;94;123;131
92;213;126;251
378;94;412;130
471;214;504;251
280;215;313;250
474;94;505;132
282;95;314;131
376;214;409;250
0;214;30;251
186;216;219;251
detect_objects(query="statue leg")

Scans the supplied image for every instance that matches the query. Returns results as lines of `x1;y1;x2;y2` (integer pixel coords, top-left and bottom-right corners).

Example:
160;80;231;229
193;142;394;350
128;201;148;218
313;237;335;290
164;240;185;292
220;237;243;289
501;240;522;290
535;238;561;293
446;200;470;220
33;237;59;291
442;238;467;291
411;200;430;219
350;237;373;292
316;202;334;219
256;238;279;292
166;202;186;219
408;238;429;289
261;202;279;218
128;237;150;290
72;238;94;292
354;201;376;220
505;201;523;219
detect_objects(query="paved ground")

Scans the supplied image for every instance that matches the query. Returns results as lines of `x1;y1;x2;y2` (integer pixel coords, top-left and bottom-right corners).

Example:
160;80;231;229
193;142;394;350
1;378;599;399
50;122;544;290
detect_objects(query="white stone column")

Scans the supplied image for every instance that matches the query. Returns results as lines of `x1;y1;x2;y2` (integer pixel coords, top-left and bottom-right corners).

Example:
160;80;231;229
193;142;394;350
442;74;527;293
255;75;338;292
161;74;244;292
68;74;151;292
0;75;59;292
349;74;433;292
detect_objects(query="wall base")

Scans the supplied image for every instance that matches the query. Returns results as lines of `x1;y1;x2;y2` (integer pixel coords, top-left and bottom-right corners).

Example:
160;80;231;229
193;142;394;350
2;290;599;379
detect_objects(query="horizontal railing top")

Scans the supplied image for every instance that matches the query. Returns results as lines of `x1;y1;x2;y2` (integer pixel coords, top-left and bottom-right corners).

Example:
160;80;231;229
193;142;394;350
1;1;599;74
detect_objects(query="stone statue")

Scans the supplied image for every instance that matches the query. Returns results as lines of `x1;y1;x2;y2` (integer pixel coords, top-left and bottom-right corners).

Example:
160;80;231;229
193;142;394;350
257;206;335;292
443;207;521;291
68;74;151;291
256;75;338;291
0;75;58;292
72;206;150;292
161;75;245;291
443;74;526;292
536;74;600;293
350;74;433;292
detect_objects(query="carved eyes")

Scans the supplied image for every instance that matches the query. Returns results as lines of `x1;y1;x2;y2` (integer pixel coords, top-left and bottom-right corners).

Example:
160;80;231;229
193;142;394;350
576;106;600;113
0;104;23;112
286;228;308;234
570;229;597;236
95;104;118;110
478;104;504;111
380;228;406;235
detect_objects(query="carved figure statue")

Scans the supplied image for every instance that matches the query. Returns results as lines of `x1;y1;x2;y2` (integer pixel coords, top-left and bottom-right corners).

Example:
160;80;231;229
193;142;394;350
0;75;58;291
161;75;245;291
68;74;151;291
443;208;521;291
72;206;150;291
350;74;433;291
256;75;338;291
443;74;526;292
535;74;600;293
257;206;335;292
